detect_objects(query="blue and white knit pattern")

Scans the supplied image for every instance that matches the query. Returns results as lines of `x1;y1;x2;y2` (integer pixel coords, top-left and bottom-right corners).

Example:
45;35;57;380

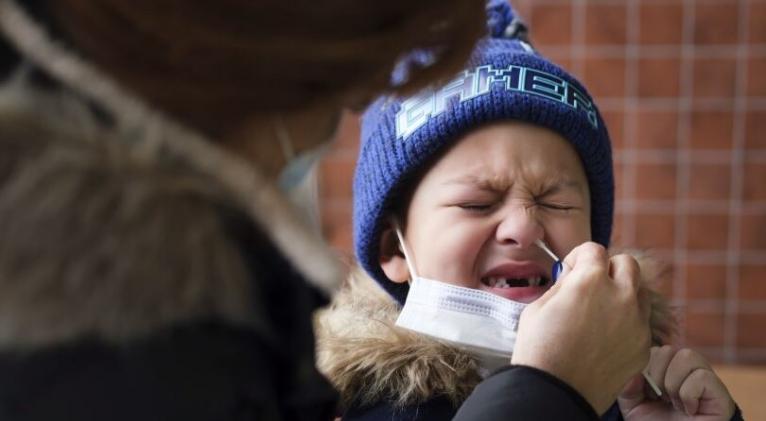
354;0;614;304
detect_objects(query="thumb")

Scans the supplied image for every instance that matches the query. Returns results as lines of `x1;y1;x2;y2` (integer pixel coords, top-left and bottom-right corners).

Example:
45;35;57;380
618;373;646;415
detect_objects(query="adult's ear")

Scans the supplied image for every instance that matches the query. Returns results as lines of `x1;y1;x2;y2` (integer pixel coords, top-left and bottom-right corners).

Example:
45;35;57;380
378;225;410;284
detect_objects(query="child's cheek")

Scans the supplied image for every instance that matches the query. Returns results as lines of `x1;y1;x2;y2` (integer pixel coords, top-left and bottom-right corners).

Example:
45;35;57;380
543;215;591;256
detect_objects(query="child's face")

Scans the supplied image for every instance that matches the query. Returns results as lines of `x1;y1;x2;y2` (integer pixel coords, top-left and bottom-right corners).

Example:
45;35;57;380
382;121;592;303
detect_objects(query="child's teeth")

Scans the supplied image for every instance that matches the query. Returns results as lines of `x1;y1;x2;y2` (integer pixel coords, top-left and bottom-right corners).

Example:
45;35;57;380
484;277;545;288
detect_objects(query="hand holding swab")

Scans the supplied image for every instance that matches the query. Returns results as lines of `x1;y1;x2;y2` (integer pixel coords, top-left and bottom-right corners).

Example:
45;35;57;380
533;239;662;397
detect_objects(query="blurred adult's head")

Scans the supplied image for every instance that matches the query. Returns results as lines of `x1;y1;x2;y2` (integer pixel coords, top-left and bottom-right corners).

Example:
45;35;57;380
49;0;487;140
0;0;489;292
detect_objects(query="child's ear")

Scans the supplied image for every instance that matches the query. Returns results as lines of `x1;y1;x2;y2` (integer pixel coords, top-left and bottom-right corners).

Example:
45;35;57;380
378;227;410;284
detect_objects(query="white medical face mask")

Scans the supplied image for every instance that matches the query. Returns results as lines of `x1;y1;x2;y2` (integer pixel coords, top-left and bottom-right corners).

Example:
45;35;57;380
275;118;329;232
393;224;528;372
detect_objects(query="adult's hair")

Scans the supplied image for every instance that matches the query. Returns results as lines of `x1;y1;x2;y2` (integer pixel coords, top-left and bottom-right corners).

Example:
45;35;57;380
50;0;487;138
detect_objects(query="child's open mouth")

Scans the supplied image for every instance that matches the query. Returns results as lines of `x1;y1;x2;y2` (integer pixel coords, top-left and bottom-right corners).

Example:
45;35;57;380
478;264;552;303
480;276;550;288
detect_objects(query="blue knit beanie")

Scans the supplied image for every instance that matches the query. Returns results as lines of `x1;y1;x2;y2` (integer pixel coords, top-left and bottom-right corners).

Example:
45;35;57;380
354;0;614;304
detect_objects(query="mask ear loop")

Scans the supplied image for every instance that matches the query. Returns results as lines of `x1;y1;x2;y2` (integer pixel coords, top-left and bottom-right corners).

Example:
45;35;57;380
391;218;418;283
275;115;295;161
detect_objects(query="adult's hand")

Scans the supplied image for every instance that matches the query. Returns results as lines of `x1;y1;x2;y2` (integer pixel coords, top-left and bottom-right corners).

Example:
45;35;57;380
511;242;652;414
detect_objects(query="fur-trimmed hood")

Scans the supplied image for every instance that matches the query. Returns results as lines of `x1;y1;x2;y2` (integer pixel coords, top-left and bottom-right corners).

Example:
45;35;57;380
0;91;253;350
315;253;677;411
315;268;483;410
0;0;342;351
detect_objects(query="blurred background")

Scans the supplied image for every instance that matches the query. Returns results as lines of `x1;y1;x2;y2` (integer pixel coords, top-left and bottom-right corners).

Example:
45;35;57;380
318;0;765;369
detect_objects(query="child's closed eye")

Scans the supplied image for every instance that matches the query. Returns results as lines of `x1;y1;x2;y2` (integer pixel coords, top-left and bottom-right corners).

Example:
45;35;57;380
536;201;576;211
445;190;501;213
455;202;496;212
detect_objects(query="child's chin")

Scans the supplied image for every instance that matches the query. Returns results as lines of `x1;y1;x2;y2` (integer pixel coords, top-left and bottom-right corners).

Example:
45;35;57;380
480;285;550;304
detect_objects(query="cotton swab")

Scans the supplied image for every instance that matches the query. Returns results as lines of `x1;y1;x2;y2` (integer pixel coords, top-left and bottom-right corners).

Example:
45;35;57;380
534;239;559;262
534;239;564;282
643;368;663;397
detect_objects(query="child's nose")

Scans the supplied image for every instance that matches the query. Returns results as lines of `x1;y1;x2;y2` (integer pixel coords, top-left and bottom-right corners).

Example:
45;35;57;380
495;206;544;248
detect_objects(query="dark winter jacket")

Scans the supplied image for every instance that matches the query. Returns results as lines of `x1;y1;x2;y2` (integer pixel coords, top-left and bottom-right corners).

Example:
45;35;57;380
458;370;744;421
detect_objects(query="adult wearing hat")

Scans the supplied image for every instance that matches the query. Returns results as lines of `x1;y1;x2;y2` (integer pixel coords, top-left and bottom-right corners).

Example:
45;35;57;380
0;0;655;420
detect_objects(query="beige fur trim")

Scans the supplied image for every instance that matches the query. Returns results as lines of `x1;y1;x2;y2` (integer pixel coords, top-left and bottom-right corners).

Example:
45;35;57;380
622;249;678;345
0;103;266;350
316;253;677;409
315;268;482;409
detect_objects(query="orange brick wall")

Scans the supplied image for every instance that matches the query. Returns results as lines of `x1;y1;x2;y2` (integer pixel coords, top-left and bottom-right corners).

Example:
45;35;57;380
319;0;766;365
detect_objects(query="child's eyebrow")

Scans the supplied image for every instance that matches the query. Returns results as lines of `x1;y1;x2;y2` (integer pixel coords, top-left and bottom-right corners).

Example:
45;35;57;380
538;179;586;196
443;175;585;195
441;174;510;191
